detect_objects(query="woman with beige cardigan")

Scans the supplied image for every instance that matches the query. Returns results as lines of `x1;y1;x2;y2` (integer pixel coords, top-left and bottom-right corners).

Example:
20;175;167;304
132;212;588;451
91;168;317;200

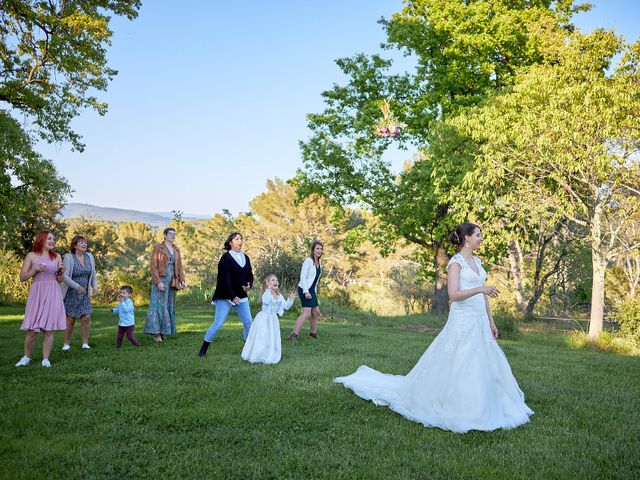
60;235;98;350
144;227;185;342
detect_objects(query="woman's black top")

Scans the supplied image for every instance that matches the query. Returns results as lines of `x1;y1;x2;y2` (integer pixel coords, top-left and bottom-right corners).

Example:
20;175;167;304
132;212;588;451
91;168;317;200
211;252;254;301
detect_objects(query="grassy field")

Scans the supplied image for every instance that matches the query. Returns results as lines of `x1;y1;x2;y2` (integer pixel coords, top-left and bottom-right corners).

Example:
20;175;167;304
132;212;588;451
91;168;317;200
1;304;639;479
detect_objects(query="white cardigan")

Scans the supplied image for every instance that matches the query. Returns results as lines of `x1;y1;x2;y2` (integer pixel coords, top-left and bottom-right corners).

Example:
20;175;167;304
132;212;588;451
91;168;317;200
60;252;98;299
298;257;321;294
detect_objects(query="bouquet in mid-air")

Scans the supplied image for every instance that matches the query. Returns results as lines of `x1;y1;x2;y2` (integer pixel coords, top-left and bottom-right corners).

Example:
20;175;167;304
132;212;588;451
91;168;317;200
374;99;407;138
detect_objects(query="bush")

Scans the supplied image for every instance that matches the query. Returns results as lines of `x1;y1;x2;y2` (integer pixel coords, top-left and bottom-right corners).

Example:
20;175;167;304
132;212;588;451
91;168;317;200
616;299;640;346
0;249;29;304
253;252;300;295
494;313;519;340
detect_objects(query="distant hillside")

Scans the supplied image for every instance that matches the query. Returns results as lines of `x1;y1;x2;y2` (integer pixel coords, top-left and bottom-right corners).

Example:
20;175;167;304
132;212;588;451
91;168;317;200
60;203;209;227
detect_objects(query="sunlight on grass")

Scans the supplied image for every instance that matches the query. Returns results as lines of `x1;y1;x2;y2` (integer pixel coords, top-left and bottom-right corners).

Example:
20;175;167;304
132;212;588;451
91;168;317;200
566;330;639;356
1;305;639;478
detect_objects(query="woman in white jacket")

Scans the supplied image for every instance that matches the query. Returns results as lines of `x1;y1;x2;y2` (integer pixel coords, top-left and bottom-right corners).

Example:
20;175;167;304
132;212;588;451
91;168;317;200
288;241;323;341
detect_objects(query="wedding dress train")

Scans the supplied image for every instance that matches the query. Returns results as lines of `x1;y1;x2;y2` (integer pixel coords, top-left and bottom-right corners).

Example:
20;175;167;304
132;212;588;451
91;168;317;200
335;254;533;433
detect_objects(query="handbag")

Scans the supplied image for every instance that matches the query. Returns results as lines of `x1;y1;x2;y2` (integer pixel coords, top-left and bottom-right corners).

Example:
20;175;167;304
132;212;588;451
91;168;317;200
170;275;180;290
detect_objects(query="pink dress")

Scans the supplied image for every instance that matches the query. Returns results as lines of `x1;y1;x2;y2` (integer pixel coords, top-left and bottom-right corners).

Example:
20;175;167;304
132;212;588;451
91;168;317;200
21;254;66;332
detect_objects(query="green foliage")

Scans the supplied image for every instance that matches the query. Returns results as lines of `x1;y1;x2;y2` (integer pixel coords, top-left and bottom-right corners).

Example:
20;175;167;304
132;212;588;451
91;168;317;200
1;0;140;260
253;250;300;295
0;112;71;255
0;0;140;150
296;0;590;313
177;214;233;291
451;30;640;336
616;299;640;347
493;312;519;340
0;249;29;304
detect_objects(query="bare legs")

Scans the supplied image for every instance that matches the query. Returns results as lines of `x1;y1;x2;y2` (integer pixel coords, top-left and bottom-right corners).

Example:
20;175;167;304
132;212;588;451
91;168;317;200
23;330;37;357
23;330;54;359
290;306;321;338
80;315;90;345
309;307;320;335
42;331;54;359
64;314;91;346
63;316;74;345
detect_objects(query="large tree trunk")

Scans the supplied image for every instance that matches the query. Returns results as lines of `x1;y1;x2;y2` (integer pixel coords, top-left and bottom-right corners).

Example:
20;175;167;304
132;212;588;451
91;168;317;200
589;252;606;341
588;204;606;341
524;290;543;319
432;243;450;315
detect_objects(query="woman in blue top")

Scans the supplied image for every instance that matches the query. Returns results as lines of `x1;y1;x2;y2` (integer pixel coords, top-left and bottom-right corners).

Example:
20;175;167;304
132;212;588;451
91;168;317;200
288;240;323;341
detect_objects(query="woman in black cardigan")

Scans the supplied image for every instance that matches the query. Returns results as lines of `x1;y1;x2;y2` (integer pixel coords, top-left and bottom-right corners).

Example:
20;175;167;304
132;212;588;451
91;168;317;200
198;232;253;357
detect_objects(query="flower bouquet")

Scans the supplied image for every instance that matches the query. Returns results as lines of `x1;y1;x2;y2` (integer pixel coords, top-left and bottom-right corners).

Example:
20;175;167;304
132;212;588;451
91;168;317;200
374;99;407;138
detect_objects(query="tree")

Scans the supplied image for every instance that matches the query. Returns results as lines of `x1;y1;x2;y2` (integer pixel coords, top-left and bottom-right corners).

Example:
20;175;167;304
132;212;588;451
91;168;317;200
452;31;640;339
1;0;140;256
245;178;356;299
296;0;588;313
1;0;140;150
0;111;70;255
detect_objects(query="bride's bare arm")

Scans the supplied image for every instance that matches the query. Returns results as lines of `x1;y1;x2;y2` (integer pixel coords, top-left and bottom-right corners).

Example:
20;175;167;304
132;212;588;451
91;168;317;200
484;294;499;339
447;263;499;302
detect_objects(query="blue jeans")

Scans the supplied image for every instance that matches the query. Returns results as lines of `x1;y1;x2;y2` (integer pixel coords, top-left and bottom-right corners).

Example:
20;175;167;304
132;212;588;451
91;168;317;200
204;300;252;342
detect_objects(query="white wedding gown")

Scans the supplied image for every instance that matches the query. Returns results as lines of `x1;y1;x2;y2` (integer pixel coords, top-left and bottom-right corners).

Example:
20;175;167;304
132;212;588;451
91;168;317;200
241;291;293;364
335;254;534;433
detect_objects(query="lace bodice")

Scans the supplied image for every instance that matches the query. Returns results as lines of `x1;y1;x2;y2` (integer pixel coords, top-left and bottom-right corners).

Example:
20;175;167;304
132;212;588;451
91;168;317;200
260;291;294;316
447;253;486;287
446;253;487;309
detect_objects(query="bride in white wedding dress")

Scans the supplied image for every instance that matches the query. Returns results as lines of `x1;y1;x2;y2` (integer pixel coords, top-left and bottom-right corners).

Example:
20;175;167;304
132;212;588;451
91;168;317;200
335;223;533;433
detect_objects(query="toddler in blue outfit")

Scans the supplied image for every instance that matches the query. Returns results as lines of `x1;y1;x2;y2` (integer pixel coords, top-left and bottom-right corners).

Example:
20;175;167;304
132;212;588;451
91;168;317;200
110;285;140;348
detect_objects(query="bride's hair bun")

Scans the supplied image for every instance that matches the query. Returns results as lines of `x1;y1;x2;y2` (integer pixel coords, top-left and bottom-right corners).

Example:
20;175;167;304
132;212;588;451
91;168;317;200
450;222;481;249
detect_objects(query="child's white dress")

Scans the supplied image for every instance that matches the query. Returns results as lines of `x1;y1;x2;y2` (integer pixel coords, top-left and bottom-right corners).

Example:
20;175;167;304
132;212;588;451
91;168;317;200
241;291;294;364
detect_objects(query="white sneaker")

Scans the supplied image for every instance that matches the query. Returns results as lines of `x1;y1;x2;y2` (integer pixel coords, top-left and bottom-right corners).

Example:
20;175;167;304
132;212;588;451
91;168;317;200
81;343;90;349
15;356;31;367
62;344;70;351
41;359;51;368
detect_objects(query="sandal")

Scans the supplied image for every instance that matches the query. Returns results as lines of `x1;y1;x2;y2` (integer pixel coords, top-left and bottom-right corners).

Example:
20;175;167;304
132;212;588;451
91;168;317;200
309;332;318;339
287;333;298;342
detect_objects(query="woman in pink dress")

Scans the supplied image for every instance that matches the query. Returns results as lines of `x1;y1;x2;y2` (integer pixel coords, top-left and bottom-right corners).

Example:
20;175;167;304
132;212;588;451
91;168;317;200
15;231;67;368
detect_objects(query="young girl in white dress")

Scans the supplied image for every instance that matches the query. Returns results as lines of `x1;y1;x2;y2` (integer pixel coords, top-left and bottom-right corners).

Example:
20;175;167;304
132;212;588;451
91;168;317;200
241;275;296;364
335;222;534;433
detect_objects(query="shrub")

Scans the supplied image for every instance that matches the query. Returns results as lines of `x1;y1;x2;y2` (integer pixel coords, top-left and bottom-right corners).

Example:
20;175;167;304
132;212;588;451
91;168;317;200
616;299;640;346
0;249;29;304
494;312;519;340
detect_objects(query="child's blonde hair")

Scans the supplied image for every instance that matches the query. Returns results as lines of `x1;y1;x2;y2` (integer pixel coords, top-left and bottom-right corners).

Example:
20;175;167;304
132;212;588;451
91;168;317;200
259;274;279;303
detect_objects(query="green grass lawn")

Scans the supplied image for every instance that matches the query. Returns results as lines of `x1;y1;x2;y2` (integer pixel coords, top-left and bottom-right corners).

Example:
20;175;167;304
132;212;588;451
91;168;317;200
1;305;639;479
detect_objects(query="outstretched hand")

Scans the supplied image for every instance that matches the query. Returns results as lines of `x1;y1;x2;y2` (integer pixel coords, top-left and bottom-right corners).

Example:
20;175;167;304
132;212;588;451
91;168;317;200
482;285;499;298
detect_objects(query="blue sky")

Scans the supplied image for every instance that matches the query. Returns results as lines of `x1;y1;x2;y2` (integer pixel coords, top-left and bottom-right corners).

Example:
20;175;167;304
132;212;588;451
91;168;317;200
43;1;640;217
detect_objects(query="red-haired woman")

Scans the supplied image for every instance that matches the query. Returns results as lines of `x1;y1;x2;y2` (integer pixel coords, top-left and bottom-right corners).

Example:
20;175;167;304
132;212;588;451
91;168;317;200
15;231;67;368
